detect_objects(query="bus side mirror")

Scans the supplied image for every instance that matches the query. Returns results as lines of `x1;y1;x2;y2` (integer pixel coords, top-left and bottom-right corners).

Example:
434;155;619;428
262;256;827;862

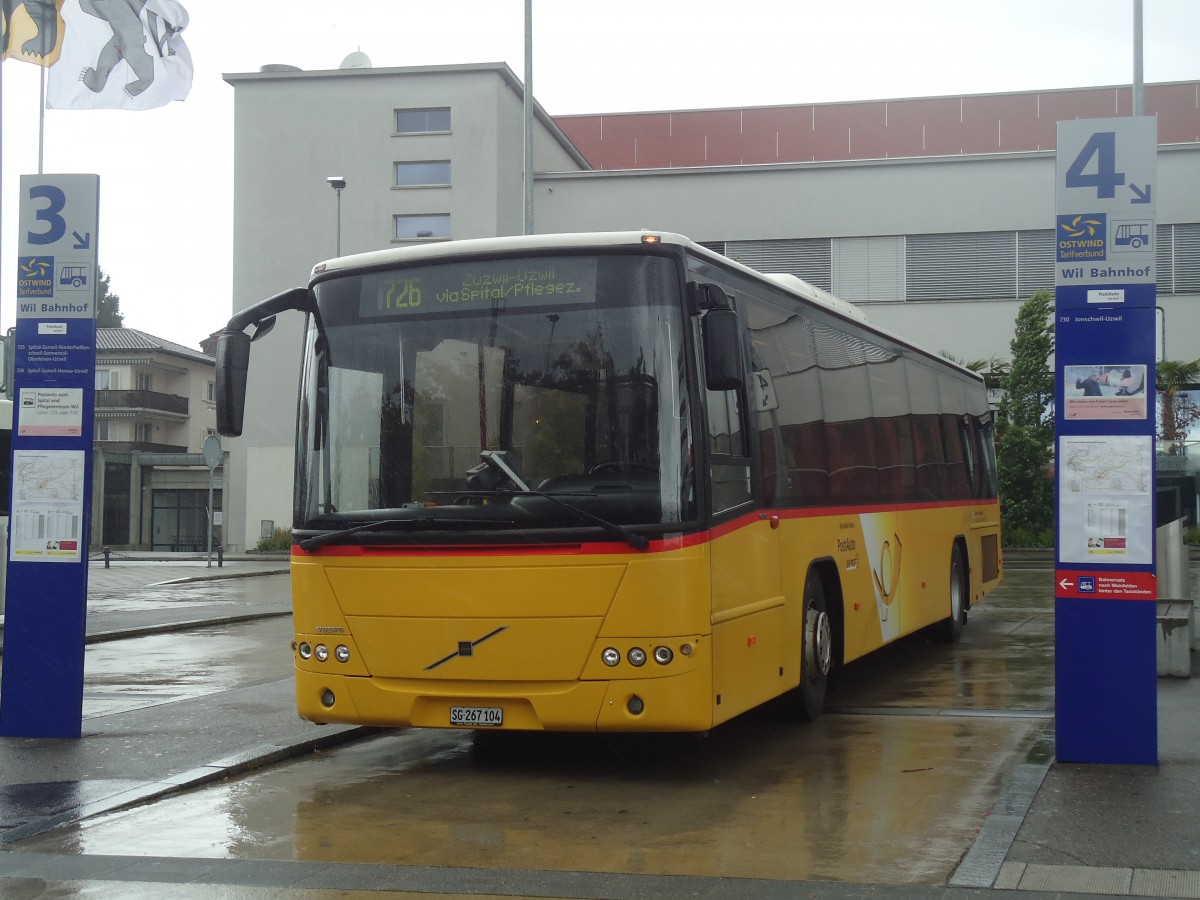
702;308;744;391
215;330;252;437
214;287;313;437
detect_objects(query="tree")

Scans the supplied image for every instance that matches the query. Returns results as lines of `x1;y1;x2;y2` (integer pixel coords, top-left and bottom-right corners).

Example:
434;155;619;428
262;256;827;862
1157;358;1200;456
95;268;124;328
996;290;1055;540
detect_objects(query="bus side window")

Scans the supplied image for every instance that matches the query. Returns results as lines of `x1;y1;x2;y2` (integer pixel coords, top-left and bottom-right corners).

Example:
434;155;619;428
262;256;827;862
706;386;752;514
702;305;752;513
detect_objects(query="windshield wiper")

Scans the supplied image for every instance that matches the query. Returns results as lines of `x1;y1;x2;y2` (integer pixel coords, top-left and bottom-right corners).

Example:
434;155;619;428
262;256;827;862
298;515;514;552
451;451;650;550
443;489;650;551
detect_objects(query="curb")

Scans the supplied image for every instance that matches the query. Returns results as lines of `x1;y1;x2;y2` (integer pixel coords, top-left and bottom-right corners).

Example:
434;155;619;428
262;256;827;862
82;610;293;645
0;610;292;655
0;725;380;847
148;568;290;586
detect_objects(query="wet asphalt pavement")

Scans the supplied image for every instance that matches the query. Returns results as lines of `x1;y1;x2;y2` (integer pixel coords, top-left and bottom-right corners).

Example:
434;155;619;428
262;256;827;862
0;554;1196;899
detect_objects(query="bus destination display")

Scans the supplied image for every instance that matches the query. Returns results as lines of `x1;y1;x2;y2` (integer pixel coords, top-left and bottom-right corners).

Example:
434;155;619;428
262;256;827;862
360;256;598;318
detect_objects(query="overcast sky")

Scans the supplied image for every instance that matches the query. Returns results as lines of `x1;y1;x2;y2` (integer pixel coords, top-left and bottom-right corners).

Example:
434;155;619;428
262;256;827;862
2;0;1198;349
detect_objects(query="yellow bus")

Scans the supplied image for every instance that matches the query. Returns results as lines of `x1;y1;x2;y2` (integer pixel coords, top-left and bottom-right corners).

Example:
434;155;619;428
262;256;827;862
216;232;1001;732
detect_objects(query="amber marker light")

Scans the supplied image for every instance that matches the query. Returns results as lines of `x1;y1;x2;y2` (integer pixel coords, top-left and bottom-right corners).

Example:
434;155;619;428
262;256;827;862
641;234;661;244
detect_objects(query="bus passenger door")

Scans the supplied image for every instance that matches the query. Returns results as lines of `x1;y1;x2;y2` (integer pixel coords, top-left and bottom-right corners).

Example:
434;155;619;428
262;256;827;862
702;338;784;723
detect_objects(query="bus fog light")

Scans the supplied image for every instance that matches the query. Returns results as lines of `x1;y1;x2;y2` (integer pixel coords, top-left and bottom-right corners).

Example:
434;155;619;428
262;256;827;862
679;642;693;657
627;695;645;715
335;645;351;663
602;647;621;667
314;644;329;662
628;648;647;667
320;689;335;708
654;646;673;665
298;642;313;660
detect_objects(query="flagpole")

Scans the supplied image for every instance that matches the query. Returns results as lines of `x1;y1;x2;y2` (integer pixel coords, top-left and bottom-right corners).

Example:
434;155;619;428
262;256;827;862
38;57;46;174
1;52;6;331
523;0;533;235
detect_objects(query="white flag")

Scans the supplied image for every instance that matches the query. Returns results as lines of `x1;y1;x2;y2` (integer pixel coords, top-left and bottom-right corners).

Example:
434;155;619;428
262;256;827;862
46;0;191;110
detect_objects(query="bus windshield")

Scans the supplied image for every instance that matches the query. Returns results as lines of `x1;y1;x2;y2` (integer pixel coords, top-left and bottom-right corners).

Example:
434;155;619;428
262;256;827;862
295;253;695;541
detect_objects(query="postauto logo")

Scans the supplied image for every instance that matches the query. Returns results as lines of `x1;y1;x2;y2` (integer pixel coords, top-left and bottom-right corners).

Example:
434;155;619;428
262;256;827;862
1057;213;1107;262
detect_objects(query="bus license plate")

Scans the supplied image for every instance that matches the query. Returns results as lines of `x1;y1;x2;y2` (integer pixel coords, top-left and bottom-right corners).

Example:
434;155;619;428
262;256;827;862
450;706;503;727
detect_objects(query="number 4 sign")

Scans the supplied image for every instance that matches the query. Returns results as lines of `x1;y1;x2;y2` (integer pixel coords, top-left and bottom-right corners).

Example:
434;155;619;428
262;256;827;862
1056;118;1156;214
1055;118;1156;293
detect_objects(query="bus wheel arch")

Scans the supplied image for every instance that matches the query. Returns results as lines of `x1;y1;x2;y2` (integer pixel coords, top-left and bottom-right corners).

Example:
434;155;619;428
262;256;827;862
933;538;969;643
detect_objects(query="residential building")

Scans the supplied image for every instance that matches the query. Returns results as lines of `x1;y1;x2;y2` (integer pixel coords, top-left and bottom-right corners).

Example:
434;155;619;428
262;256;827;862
91;328;224;551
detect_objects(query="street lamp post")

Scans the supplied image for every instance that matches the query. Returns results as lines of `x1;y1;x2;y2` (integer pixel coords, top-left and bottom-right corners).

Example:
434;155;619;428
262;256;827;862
326;176;346;256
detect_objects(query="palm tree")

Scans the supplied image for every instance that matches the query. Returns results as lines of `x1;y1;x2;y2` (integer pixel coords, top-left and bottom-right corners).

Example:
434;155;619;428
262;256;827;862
1157;359;1200;456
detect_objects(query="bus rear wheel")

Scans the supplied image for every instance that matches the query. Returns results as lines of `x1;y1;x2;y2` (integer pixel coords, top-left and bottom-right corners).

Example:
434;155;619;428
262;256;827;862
933;543;968;643
786;568;832;721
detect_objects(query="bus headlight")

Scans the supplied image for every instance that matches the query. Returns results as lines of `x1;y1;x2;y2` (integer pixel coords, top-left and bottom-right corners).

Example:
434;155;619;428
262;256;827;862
335;645;351;663
314;644;329;662
628;648;647;667
653;646;673;665
602;647;621;667
298;642;313;660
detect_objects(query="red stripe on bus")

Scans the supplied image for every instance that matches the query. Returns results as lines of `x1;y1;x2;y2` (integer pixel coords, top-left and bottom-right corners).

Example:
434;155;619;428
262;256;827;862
293;498;997;559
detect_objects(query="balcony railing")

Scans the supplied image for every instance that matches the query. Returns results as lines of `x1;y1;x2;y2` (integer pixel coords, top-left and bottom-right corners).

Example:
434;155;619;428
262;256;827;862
95;389;188;416
94;441;188;454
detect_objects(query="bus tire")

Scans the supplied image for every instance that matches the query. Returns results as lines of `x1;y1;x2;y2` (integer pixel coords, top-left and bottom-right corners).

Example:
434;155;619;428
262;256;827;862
933;543;968;643
787;567;832;721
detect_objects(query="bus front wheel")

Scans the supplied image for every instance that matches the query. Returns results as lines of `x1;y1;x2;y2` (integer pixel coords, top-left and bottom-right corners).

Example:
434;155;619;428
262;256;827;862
788;568;832;721
933;543;968;643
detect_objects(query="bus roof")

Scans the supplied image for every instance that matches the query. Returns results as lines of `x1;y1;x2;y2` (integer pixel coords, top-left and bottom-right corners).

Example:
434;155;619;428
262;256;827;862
312;231;982;382
313;230;703;275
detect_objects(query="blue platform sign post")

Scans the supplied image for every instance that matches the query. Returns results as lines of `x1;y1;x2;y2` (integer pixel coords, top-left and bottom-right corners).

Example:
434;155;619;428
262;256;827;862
1054;118;1157;765
0;174;99;739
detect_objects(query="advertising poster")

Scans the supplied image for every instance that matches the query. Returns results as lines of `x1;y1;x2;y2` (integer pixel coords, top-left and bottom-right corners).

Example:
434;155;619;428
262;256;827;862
1063;364;1147;420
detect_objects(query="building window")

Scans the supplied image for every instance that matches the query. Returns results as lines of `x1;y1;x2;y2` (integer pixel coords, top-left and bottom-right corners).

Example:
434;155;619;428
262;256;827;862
96;369;119;390
1158;223;1200;295
395;214;450;241
206;381;216;402
712;238;834;292
95;420;110;441
906;231;1016;301
394;107;450;134
136;422;154;443
136;372;152;391
394;160;451;187
832;236;905;301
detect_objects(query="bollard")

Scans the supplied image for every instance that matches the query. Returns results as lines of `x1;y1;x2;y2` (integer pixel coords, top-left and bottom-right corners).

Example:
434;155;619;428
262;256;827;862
103;546;111;569
217;545;224;568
